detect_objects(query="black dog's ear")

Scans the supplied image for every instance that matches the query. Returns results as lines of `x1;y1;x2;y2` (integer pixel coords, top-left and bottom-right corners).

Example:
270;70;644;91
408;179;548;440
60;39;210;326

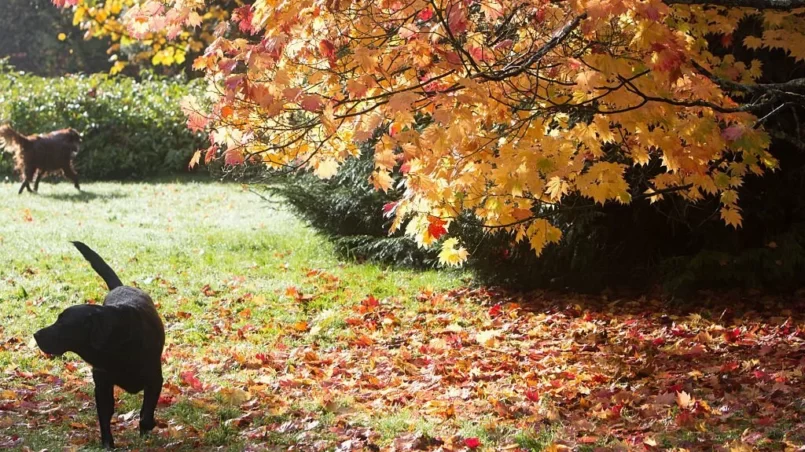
90;308;116;350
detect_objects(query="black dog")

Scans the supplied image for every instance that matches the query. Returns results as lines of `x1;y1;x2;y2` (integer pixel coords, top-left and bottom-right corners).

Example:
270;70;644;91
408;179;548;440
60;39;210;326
34;242;165;449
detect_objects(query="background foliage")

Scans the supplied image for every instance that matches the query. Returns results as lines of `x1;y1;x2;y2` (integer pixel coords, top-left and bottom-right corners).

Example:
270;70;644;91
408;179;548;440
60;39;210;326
0;0;110;76
0;61;206;179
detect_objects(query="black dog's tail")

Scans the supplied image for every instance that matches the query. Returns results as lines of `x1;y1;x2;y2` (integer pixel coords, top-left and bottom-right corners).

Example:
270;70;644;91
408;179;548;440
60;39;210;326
71;241;123;290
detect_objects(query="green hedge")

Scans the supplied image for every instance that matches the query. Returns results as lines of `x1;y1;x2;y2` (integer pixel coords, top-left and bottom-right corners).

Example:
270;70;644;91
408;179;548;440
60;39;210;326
0;62;206;180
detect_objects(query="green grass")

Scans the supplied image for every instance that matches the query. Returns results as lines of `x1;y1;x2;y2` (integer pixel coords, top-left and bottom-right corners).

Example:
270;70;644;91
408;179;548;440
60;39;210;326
0;179;464;450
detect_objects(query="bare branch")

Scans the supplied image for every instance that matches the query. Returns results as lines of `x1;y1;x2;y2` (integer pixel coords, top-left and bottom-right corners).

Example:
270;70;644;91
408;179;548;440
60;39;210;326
480;13;588;81
692;61;805;96
634;184;694;201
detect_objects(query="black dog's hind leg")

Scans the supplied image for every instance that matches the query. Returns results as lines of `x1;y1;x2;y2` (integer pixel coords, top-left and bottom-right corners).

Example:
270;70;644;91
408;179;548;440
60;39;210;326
33;170;43;192
139;375;163;435
93;370;116;449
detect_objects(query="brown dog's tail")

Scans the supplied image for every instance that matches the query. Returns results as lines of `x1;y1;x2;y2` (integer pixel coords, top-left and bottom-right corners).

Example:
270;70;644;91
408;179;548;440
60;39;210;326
0;124;28;151
72;241;123;290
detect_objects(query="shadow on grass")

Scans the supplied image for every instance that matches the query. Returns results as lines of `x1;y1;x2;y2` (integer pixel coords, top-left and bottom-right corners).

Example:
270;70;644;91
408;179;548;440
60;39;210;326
2;173;223;187
39;190;128;202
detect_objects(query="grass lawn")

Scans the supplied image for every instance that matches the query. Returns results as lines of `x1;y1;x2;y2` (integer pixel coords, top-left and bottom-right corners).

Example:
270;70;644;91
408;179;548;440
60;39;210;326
1;179;805;451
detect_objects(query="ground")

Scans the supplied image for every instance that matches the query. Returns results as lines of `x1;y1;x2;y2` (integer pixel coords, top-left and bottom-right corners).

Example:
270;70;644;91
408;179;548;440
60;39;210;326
0;179;804;451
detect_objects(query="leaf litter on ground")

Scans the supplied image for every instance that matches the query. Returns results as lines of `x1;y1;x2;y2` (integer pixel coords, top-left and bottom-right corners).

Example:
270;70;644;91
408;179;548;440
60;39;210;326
3;285;805;450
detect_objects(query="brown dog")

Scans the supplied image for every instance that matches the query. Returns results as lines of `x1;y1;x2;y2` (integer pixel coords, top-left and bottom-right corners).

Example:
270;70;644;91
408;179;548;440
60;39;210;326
0;124;81;194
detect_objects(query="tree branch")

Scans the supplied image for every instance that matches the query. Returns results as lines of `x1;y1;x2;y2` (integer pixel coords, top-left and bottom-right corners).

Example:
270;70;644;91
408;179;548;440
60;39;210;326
664;0;805;9
479;13;588;82
692;61;805;96
634;184;694;201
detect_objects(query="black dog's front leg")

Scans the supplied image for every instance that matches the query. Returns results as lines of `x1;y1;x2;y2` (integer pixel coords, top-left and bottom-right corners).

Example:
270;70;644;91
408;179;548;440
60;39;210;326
92;370;116;449
139;375;163;435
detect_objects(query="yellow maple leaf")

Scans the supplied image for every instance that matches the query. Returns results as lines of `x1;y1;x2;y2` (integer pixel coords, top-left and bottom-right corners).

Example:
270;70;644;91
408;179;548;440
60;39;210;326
109;60;126;75
387;92;418;113
743;35;763;50
346;79;367;98
721;207;743;228
438;237;468;267
315;159;340;179
526;219;562;256
475;329;502;348
188;150;202;169
353;46;378;72
370;170;393;192
187;11;202;27
545;177;569;201
676;390;693;409
216;387;251;405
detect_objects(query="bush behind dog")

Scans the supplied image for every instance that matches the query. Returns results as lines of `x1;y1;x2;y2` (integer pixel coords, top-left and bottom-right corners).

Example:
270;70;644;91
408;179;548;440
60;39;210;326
0;62;206;180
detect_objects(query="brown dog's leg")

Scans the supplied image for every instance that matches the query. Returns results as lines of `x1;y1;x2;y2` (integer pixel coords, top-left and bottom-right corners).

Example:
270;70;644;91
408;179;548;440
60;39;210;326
18;167;35;194
33;170;43;192
92;369;115;449
63;166;80;191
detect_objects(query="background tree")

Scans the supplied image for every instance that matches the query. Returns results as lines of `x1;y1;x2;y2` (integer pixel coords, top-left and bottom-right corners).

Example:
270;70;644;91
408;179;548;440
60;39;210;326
0;0;110;75
51;0;246;76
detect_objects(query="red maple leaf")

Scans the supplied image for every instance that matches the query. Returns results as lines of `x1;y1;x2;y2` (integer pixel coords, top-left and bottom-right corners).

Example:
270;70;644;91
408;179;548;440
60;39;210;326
300;95;324;112
180;371;204;391
382;201;399;216
157;394;176;406
319;39;337;65
464;437;481;448
721;125;744;141
488;304;502;318
362;295;380;308
224;150;244;166
232;5;254;34
428;216;447;240
204;144;219;164
418;8;434;21
534;7;546;23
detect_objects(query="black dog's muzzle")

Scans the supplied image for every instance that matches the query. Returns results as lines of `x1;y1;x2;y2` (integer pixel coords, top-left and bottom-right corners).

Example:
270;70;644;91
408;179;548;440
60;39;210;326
33;328;66;356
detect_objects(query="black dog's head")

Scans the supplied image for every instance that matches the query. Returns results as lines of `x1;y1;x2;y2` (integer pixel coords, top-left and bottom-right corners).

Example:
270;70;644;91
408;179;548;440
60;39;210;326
34;304;117;357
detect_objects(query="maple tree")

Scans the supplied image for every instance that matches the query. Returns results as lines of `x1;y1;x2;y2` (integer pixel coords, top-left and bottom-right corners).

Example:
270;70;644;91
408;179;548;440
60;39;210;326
53;0;805;265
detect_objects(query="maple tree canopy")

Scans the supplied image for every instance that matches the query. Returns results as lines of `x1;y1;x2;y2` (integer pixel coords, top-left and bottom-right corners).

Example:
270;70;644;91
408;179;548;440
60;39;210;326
55;0;805;265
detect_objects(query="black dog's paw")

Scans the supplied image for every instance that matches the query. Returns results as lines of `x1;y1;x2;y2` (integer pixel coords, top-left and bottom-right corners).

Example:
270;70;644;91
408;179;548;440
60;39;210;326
139;418;157;434
102;439;115;450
